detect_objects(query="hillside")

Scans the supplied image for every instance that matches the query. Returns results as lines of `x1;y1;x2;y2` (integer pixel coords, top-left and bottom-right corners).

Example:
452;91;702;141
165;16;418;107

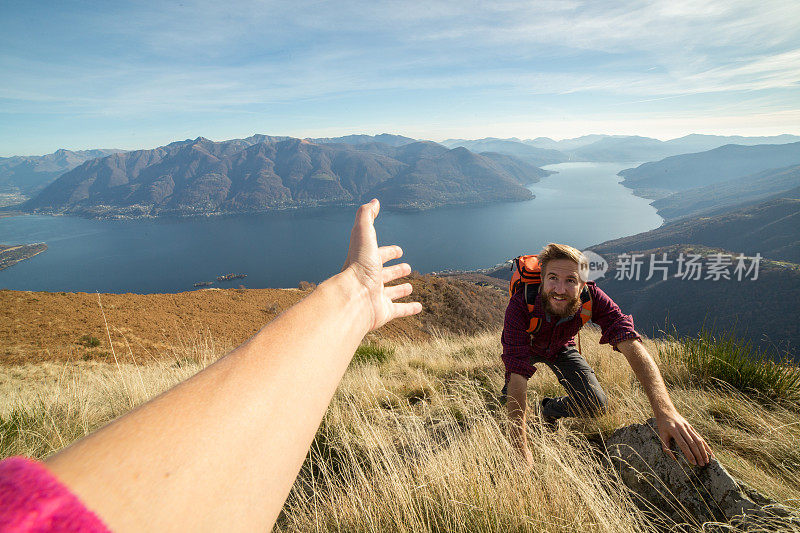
568;134;800;162
618;142;800;198
22;136;546;217
592;195;800;264
3;317;799;531
568;135;672;162
523;134;609;151
652;165;800;220
591;245;799;356
586;194;800;352
0;273;507;364
0;148;123;205
664;133;800;153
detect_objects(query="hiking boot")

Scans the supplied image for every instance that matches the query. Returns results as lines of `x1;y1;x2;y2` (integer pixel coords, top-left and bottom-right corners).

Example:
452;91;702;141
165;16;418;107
540;397;559;430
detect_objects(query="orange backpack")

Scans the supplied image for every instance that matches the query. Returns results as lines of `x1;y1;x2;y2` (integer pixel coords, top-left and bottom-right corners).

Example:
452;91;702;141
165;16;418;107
509;255;593;338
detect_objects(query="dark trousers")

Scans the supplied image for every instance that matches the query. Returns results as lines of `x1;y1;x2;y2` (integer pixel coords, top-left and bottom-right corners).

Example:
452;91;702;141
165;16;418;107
502;347;608;420
535;347;607;420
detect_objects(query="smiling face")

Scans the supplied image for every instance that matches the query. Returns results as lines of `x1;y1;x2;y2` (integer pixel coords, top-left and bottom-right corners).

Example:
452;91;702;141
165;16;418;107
541;258;585;318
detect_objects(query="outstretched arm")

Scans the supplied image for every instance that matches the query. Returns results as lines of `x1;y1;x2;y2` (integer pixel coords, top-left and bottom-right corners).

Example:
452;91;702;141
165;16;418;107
45;199;422;532
617;338;712;466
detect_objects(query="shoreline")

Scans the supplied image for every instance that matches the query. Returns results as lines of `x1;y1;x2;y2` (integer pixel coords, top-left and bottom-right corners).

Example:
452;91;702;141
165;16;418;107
0;242;48;271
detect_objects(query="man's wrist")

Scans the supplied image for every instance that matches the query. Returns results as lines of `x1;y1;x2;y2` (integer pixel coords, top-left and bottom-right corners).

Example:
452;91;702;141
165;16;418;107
653;403;680;421
322;268;374;336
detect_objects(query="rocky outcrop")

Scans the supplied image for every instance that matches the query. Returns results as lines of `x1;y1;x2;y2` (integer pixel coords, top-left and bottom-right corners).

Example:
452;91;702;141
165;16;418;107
606;419;799;531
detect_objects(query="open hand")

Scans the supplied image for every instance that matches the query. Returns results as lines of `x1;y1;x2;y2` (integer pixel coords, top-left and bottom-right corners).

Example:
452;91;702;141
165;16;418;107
343;199;423;331
657;412;713;466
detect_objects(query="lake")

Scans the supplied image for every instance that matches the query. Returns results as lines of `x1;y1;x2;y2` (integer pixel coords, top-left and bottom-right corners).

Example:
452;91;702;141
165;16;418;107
0;162;662;293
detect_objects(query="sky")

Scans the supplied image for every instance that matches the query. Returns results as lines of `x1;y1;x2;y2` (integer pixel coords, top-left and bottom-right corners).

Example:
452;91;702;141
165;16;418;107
1;0;799;156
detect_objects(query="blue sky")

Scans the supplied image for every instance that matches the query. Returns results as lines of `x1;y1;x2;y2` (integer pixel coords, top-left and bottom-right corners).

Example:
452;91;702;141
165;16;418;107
2;0;799;156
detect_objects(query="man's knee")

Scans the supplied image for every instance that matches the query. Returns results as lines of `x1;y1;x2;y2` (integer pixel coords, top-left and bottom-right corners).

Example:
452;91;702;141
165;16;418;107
577;386;607;418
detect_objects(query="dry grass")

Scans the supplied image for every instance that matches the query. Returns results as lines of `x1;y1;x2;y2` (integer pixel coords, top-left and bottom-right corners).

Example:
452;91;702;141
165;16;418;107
0;275;506;364
1;326;799;531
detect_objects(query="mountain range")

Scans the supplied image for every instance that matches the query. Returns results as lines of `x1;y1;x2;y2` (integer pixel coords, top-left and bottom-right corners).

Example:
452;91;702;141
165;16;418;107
618;142;800;199
652;165;800;221
443;134;800;163
438;138;568;166
591;196;800;264
22;135;552;217
0;148;123;204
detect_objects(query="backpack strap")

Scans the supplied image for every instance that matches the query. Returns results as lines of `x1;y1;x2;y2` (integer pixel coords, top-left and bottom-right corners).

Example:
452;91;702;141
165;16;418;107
523;283;542;334
577;286;592;354
579;285;592;326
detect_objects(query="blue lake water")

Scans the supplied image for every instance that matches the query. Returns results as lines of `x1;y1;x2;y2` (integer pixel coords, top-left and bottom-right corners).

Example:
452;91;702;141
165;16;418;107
0;162;661;293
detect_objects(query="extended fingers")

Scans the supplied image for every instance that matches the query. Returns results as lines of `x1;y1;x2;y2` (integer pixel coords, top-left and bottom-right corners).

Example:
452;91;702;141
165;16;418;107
383;263;411;283
392;301;423;319
379;245;403;264
384;282;413;301
351;200;379;241
358;198;380;223
384;283;422;319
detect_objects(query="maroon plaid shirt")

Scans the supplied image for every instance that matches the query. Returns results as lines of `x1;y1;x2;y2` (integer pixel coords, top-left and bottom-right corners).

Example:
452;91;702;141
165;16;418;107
501;281;640;380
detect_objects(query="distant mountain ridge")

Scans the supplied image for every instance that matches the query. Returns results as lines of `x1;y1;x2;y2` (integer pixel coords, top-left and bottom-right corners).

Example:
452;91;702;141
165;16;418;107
450;134;800;163
652;165;800;220
618;142;800;198
23;135;549;218
439;138;568;167
591;194;800;264
0;148;123;202
307;133;417;147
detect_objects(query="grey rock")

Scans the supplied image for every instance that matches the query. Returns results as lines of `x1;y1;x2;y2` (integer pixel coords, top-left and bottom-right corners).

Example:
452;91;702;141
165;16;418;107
606;418;800;531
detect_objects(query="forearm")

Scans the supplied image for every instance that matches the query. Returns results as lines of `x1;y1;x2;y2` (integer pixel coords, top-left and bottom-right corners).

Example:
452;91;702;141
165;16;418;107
505;374;529;450
46;269;371;532
618;339;677;418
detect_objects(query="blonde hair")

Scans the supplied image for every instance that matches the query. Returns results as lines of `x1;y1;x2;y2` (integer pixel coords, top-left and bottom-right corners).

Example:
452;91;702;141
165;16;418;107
538;243;589;282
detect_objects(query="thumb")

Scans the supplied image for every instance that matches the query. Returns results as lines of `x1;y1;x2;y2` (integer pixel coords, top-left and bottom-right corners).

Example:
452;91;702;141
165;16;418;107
660;429;677;461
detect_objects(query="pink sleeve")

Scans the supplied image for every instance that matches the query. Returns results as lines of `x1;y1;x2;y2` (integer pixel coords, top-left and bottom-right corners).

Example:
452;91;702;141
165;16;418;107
0;456;109;533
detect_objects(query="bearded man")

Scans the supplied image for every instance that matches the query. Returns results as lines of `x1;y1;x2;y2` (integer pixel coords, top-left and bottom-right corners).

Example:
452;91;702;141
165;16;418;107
502;243;712;467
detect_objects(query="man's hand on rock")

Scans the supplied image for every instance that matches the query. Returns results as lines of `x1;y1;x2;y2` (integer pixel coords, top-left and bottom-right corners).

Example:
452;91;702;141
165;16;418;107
656;411;713;466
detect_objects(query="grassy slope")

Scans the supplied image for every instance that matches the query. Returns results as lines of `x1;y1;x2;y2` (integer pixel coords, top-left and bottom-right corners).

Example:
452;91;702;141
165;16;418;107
0;274;508;364
2;324;799;531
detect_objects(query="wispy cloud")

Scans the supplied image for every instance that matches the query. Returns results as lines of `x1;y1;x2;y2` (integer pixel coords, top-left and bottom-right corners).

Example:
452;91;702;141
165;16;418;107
0;0;798;153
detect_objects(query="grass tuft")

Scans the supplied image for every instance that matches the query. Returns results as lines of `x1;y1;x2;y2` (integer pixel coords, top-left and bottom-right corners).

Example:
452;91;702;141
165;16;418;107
78;334;101;347
351;342;394;366
660;329;800;403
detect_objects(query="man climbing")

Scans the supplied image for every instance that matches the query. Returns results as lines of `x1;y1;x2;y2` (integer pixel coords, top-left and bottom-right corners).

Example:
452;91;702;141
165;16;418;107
502;243;712;467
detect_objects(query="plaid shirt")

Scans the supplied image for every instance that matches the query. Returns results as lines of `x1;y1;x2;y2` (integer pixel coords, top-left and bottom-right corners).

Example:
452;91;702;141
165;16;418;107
501;281;640;380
